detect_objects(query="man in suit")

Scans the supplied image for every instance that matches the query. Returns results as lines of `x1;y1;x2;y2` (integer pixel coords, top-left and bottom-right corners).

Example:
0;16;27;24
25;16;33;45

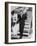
17;13;27;39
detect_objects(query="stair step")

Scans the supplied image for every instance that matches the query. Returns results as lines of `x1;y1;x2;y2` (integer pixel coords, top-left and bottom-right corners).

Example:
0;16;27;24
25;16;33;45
24;28;29;31
25;22;30;24
27;16;31;17
25;20;31;23
23;33;28;35
22;35;28;37
24;27;29;29
24;25;30;28
25;23;29;26
11;35;20;38
23;30;28;32
24;26;29;29
11;32;20;34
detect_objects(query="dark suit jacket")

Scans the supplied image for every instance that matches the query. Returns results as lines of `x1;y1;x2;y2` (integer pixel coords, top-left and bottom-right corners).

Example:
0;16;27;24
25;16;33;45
17;13;27;37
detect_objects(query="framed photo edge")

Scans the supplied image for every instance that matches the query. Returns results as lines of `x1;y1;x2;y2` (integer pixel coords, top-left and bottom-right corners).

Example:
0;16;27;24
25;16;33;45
5;2;36;44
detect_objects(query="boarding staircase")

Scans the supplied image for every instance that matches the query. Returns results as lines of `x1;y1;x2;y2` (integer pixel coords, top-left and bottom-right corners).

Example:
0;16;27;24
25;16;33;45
23;11;32;38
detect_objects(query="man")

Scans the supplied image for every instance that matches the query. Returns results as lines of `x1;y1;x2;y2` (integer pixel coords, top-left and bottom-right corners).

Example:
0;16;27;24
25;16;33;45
17;13;27;39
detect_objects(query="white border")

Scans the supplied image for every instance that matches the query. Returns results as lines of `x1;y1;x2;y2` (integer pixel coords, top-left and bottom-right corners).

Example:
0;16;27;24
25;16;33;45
8;3;35;43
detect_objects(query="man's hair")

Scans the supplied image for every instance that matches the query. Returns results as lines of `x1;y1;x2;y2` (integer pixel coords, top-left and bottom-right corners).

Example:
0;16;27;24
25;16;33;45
11;10;14;15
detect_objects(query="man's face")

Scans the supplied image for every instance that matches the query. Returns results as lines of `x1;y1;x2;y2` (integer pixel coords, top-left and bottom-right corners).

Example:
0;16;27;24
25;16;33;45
12;14;18;23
